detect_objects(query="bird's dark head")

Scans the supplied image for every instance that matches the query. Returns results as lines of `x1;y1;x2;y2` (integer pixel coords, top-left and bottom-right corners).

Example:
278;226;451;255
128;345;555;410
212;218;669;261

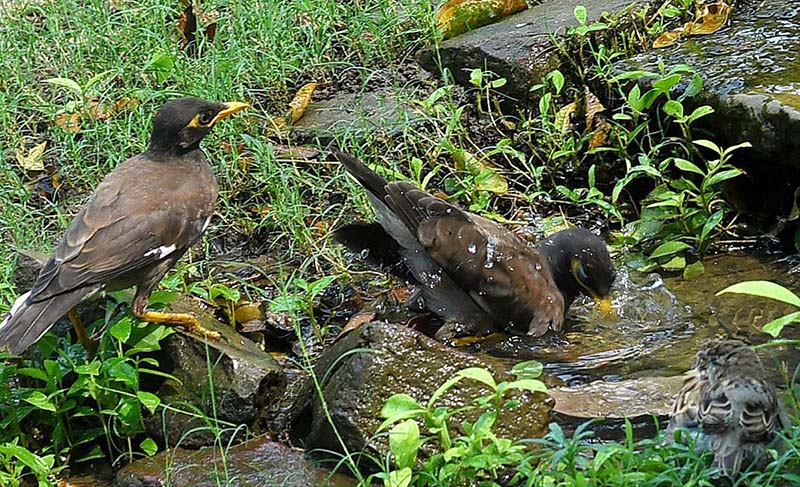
146;97;249;156
539;228;616;311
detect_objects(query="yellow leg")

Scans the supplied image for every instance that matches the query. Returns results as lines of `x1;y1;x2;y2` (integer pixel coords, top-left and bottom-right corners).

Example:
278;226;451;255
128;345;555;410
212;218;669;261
68;308;98;357
136;311;222;341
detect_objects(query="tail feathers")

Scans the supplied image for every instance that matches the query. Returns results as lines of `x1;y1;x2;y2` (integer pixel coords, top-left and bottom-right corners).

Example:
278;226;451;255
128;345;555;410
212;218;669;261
331;150;390;201
0;287;92;355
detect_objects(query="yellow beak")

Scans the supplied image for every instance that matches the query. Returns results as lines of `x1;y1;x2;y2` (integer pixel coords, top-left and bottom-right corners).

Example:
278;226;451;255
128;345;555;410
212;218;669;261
595;295;614;316
212;101;250;124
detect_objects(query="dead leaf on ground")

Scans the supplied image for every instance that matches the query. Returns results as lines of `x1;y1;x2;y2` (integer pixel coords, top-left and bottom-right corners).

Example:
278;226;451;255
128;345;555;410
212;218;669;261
269;82;326;136
452;149;508;194
334;311;376;343
271;144;321;160
584;89;610;149
436;0;528;40
233;301;263;325
51;96;140;132
555;101;578;135
654;1;732;48
177;1;218;53
16;142;47;172
390;285;413;304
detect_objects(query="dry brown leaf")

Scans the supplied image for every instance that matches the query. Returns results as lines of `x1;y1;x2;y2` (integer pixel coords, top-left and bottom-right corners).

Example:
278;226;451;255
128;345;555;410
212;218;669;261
52;112;81;132
436;0;528;40
583;89;605;128
177;1;217;52
233;301;263;325
109;96;140;116
584;89;610;149
555;101;578;135
16;142;47;172
691;2;732;35
271;144;320;160
390;285;413;303
334;311;376;343
588;117;611;149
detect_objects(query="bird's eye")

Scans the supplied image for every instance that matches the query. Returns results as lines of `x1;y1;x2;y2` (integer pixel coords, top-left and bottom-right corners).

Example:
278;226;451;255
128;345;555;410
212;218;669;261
198;112;213;126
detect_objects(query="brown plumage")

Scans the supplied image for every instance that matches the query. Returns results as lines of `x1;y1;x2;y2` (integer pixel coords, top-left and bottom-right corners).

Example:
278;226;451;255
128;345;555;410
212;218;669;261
331;150;616;339
668;339;789;476
0;97;248;354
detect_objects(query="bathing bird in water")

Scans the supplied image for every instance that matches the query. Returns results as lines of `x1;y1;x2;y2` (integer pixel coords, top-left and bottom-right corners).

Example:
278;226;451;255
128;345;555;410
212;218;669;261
330;150;616;340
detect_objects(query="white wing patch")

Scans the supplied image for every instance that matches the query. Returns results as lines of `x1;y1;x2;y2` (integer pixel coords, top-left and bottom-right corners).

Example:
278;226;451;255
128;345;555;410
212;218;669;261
144;244;177;259
1;291;31;328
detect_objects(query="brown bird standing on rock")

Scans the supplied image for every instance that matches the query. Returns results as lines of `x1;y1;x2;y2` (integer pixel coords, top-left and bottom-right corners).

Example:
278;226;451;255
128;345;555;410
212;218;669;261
0;97;249;355
668;339;789;477
331;150;615;339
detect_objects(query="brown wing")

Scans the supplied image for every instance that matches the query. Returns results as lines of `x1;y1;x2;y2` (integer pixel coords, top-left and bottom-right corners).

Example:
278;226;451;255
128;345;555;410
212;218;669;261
29;154;216;303
384;182;564;335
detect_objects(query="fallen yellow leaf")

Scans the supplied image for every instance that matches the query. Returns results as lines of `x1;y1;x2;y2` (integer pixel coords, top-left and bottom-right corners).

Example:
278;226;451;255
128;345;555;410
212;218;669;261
555;101;578;135
653;27;684;48
289;82;321;123
15;142;47;171
691;1;732;35
436;0;528;40
452;149;508;194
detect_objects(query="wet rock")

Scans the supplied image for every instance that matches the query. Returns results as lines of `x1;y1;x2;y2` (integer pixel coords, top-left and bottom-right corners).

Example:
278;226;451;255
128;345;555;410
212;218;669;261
114;437;355;487
417;0;653;99
626;1;800;216
291;322;553;459
293;90;418;142
12;249;48;291
549;376;683;440
144;296;285;449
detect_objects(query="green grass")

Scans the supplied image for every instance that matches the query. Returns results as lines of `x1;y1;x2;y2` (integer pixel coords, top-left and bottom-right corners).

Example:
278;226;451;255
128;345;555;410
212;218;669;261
0;0;439;311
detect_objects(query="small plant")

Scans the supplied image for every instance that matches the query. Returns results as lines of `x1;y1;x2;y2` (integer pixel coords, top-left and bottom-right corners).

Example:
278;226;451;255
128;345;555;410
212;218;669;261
370;361;546;487
468;68;508;114
270;275;338;341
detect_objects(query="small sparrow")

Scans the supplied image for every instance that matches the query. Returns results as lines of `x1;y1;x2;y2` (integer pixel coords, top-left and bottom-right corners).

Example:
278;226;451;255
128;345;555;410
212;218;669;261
668;339;789;476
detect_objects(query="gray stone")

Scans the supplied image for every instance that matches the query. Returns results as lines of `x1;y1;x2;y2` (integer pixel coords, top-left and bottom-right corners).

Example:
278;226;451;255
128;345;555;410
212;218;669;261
114;437;356;487
294;90;418;141
626;1;800;185
291;322;553;458
144;296;285;449
418;0;652;99
12;249;48;291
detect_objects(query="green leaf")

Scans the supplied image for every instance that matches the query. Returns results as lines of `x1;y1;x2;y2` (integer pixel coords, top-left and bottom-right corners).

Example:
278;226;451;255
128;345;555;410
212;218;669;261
74;361;101;376
762;311;800;338
384;467;412;487
661;256;686;270
428;374;465;408
109;316;132;342
573;5;587;24
381;394;424;420
652;73;682;93
117;398;143;429
44;77;82;95
686;105;714;123
106;359;137;388
140;437;158;456
649;241;691;259
511;360;543;379
717;281;800;308
309;275;337;298
504;379;547;393
699;209;724;247
455;367;496;389
693;139;721;154
137;391;161;414
75;445;105;463
146;52;175;83
662;100;684;119
672;158;704;176
626;85;642;112
705;168;743;187
683;260;705;280
389;420;420;470
681;73;703;99
549;70;564;94
23;392;56;412
593;446;621;471
469;68;483;87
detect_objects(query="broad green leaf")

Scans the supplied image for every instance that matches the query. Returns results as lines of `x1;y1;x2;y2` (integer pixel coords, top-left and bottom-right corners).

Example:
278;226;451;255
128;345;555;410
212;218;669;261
672;158;704;176
717;281;800;308
762;311;800;338
511;360;543;379
309;275;337;298
653;73;682;93
455;367;496;389
573;5;587;24
23;392;56;412
109;316;132;342
683;260;705;280
44;77;82;95
662;255;686;270
504;379;547;393
699;209;724;247
686;105;714;123
649;241;691;259
384;467;412;487
117;398;142;429
705;168;743;188
428;374;466;408
137;391;161;414
693;139;721;154
140;437;158;456
549;70;564;94
594;446;621;471
381;394;423;419
389;420;421;470
74;361;101;376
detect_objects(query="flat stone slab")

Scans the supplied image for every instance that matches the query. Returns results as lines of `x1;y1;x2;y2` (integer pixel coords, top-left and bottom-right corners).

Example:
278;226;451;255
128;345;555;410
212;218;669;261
294;90;417;140
549;375;683;439
627;1;800;183
418;0;652;99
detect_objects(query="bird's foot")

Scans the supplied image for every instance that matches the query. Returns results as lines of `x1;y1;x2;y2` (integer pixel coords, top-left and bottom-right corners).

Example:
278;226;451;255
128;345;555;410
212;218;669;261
137;311;222;341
